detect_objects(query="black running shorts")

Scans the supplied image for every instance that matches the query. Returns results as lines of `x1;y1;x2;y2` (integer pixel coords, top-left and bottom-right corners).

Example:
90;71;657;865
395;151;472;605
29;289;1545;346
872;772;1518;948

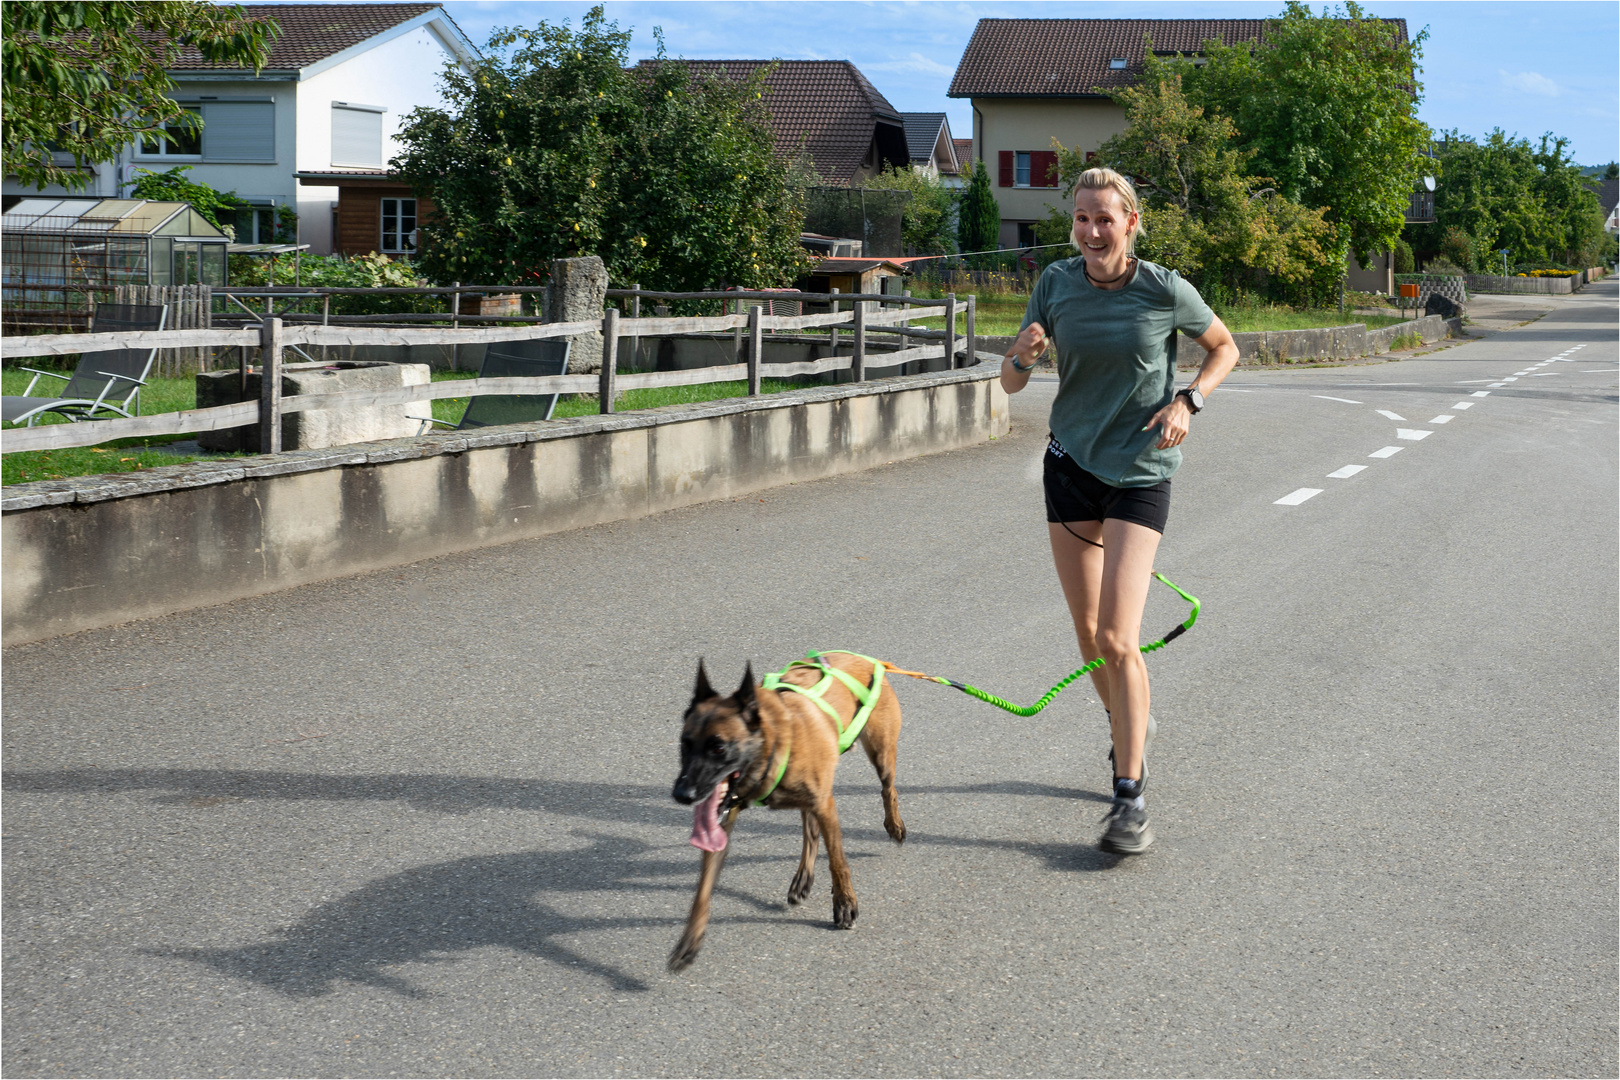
1043;435;1172;535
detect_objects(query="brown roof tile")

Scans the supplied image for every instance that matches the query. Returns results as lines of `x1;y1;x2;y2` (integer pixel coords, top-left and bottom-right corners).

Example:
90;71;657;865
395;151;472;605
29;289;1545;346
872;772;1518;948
647;60;905;186
166;3;440;70
949;17;1405;98
950;138;973;170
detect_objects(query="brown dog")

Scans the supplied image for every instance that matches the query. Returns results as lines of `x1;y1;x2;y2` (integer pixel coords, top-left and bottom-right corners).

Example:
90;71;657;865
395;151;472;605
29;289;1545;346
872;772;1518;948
668;652;905;971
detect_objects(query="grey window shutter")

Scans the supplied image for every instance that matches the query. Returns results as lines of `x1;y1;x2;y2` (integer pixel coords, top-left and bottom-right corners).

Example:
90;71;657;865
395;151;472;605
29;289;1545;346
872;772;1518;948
331;105;383;167
202;102;275;162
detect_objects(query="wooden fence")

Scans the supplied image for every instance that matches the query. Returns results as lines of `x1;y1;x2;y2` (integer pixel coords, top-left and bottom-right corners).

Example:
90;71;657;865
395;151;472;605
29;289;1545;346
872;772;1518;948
0;290;979;456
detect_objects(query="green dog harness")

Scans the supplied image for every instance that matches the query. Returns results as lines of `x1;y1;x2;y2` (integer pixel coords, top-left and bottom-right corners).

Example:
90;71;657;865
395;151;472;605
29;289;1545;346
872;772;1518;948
751;651;886;805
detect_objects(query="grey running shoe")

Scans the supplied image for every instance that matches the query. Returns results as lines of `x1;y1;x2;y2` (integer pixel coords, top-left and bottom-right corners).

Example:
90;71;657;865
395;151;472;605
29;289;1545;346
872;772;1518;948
1107;711;1157;782
1099;798;1154;854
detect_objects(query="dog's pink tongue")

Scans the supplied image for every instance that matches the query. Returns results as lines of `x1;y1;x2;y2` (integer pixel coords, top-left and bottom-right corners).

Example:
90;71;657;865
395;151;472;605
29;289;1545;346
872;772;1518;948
689;782;729;852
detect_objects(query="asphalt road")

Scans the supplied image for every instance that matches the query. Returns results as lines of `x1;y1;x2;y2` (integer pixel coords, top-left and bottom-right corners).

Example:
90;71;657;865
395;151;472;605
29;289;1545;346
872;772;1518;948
4;284;1616;1078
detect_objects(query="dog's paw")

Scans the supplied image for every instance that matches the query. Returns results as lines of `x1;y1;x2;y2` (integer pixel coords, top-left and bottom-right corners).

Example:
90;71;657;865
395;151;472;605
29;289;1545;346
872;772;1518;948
668;932;704;972
885;817;907;844
788;868;814;905
832;896;858;929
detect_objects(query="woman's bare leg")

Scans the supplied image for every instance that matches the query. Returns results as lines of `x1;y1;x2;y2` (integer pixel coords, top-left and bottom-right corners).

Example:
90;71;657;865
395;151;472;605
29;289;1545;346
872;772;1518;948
1048;520;1110;708
1094;519;1162;781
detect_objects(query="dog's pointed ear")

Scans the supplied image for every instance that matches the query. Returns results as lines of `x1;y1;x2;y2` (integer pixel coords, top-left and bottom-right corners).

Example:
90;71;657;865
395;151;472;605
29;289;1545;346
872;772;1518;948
736;662;761;730
691;659;717;706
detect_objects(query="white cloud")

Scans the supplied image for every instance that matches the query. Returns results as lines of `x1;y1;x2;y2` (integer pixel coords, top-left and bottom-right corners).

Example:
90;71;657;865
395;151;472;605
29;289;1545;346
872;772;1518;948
1499;69;1561;97
857;52;956;76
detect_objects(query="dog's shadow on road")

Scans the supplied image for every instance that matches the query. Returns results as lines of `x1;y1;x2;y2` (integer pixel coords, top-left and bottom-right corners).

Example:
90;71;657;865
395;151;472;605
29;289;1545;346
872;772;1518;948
8;767;1124;996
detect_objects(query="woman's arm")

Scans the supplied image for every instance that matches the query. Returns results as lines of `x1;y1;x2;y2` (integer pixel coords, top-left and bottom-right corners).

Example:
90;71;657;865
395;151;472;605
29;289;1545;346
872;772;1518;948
999;322;1049;394
1143;315;1240;450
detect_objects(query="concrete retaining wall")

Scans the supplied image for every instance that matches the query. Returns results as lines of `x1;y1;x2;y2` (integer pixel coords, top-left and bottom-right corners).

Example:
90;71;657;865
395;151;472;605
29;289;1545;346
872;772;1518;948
1;367;1008;645
1464;271;1587;295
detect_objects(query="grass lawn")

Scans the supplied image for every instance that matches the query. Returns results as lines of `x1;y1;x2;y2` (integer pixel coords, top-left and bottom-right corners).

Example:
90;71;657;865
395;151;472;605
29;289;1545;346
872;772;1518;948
3;363;819;486
903;288;1409;336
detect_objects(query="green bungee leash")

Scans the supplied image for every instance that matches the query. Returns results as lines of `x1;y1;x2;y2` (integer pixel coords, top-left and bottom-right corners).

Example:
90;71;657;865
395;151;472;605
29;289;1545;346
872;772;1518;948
882;572;1201;717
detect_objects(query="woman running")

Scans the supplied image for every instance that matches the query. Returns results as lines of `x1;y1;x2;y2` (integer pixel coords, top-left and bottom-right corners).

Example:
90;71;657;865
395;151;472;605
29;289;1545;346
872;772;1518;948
1001;168;1239;854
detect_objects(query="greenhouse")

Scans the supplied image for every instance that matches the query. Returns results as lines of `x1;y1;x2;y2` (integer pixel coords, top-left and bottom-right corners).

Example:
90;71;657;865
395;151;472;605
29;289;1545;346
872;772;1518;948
1;198;229;330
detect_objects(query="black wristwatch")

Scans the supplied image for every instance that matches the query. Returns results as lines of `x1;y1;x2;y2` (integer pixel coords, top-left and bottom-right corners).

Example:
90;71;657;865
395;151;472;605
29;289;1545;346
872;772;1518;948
1177;386;1205;413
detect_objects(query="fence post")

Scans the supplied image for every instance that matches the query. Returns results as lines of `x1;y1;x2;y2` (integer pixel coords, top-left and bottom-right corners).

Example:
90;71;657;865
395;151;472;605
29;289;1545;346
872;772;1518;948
748;304;763;395
944;293;957;368
965;294;976;367
898;289;910;359
829;287;840;353
449;280;461;372
259;317;283;455
852;300;866;382
629;283;641;369
600;307;619;414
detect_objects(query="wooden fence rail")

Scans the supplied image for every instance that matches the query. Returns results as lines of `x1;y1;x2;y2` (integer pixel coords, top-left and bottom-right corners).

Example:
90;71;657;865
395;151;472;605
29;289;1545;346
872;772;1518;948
2;297;977;456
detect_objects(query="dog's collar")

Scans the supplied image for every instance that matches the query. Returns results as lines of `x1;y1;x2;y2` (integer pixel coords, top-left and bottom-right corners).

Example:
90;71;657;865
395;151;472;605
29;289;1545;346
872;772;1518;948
751;738;790;806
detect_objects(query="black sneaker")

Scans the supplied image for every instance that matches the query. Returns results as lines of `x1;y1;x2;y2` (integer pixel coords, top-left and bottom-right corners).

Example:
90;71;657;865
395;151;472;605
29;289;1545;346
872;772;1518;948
1107;711;1157;782
1099;798;1153;854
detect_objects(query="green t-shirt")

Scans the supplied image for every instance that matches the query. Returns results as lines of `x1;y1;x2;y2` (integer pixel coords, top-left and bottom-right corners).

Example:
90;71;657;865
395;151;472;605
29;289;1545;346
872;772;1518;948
1021;257;1214;487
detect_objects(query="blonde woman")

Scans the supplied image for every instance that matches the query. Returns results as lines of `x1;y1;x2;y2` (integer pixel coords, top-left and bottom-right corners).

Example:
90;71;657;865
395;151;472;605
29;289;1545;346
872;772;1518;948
1002;168;1239;854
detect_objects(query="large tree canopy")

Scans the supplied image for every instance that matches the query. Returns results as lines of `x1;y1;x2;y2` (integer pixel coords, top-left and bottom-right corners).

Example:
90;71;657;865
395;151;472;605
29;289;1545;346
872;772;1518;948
1412;130;1607;270
392;7;808;291
2;1;278;191
1168;1;1431;267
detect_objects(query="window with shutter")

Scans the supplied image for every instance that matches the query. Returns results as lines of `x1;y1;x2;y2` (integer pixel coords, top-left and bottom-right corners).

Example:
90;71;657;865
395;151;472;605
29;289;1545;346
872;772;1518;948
332;103;384;168
201;101;274;162
998;150;1015;188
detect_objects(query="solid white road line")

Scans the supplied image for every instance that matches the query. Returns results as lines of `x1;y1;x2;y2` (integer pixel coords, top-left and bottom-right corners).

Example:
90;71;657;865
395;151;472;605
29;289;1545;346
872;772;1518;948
1429;415;1454;424
1529;373;1558;377
1327;465;1367;478
1581;369;1615;372
1376;409;1407;421
1275;488;1324;506
1313;396;1364;404
1452;402;1475;410
1471;391;1491;397
1369;446;1404;458
1396;429;1433;441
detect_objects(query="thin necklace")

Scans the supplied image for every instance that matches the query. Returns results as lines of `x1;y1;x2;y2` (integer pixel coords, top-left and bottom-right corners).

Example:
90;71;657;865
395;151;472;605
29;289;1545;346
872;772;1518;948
1085;256;1135;287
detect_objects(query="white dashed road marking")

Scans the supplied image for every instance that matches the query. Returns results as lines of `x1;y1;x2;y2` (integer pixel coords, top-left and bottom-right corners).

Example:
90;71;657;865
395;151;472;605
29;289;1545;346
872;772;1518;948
1452;402;1474;410
1369;446;1404;458
1429;415;1454;424
1313;396;1363;404
1501;377;1519;382
1376;409;1407;421
1471;391;1491;397
1396;429;1433;441
1327;465;1367;478
1275;488;1323;506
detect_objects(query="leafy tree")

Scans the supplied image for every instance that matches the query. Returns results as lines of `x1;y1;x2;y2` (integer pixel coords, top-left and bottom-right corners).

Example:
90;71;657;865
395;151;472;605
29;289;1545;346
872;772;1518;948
124;165;246;231
1415;129;1607;268
392;6;807;292
1072;69;1337;303
3;2;279;191
1168;1;1431;267
956;159;1001;255
861;165;956;255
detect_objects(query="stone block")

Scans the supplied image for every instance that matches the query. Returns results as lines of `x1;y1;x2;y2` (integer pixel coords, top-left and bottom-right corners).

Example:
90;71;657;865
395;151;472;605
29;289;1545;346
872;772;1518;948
543;256;608;374
196;361;431;452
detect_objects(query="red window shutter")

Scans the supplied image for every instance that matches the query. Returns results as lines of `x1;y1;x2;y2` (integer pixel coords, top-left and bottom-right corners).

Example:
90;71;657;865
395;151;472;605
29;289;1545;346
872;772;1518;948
1031;150;1059;188
998;150;1015;188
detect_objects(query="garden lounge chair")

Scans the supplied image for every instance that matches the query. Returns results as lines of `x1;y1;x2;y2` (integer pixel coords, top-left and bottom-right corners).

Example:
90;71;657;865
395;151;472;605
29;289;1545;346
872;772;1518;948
2;303;167;427
413;339;571;433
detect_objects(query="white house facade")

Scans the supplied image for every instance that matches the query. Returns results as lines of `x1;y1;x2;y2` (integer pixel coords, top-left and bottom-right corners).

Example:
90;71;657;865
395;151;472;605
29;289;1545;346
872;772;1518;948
2;3;477;256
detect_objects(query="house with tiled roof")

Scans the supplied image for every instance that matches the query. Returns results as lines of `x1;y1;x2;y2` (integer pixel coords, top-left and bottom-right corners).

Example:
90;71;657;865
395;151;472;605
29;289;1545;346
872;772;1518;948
3;4;480;256
900;113;960;182
948;17;1408;252
641;60;909;187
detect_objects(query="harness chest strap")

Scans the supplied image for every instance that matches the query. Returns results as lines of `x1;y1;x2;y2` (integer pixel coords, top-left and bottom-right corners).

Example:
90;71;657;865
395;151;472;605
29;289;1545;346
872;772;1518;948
752;651;885;805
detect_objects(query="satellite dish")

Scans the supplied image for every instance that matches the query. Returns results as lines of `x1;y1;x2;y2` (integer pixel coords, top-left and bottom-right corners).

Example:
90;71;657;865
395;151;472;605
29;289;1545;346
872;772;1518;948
1423;175;1436;192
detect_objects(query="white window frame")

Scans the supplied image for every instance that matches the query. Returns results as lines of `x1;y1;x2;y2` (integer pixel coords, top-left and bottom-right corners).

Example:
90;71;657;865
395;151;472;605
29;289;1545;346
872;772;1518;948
380;197;417;254
1015;151;1031;188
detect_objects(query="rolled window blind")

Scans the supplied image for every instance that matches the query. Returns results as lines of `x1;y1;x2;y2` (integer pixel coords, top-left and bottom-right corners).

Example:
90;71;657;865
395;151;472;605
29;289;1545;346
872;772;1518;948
202;102;275;162
331;104;383;167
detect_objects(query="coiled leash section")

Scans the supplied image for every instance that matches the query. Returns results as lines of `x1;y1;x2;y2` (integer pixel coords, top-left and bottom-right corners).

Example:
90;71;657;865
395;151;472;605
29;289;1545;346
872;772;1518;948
883;572;1201;717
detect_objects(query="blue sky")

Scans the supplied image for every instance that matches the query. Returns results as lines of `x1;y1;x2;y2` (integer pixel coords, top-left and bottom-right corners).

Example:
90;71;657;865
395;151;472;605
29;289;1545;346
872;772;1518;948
431;0;1619;165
